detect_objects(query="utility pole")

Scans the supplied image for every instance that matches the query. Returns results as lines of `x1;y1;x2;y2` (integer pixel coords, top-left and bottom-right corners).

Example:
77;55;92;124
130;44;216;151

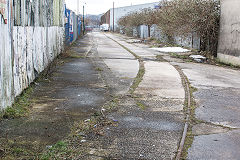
113;2;115;32
77;0;79;15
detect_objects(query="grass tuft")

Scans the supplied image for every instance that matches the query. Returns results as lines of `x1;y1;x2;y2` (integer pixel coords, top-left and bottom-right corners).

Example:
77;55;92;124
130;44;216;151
129;64;145;94
136;102;147;110
1;87;34;120
40;141;70;160
96;67;103;72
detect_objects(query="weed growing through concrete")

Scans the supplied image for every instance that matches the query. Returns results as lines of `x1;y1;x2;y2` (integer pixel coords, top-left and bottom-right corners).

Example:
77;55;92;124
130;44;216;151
171;64;198;159
215;58;240;69
40;96;119;159
136;102;147;110
69;54;85;59
40;141;72;160
156;55;167;62
0;137;40;159
181;82;198;159
62;50;85;59
129;63;145;94
182;85;197;159
0;87;34;120
170;53;192;61
102;96;120;113
95;67;103;72
104;34;146;95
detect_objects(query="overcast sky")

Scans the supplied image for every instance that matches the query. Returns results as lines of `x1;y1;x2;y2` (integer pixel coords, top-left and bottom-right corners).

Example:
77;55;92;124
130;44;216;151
65;0;159;15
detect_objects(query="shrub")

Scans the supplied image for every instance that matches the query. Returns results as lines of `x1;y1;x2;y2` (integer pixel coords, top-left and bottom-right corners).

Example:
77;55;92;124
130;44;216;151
117;0;220;56
156;0;220;55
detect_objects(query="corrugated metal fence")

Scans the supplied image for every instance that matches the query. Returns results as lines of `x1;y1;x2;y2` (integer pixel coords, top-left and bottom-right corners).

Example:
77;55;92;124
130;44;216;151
65;7;82;45
0;0;82;110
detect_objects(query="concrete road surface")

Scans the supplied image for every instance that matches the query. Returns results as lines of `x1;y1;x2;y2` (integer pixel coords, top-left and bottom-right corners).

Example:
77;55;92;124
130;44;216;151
1;31;240;160
109;32;240;160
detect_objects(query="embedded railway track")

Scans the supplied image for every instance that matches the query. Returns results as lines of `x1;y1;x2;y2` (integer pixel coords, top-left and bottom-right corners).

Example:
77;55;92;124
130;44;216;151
104;33;193;160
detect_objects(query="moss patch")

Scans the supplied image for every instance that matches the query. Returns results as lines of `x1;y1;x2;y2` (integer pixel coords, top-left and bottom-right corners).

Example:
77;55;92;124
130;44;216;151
181;84;198;159
129;63;145;94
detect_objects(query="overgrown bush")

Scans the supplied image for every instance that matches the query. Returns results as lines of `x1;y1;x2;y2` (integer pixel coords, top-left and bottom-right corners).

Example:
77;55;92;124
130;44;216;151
118;0;220;56
118;8;157;36
156;0;220;55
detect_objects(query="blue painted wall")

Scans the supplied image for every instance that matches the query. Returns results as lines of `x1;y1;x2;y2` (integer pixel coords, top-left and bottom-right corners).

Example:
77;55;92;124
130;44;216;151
65;6;82;45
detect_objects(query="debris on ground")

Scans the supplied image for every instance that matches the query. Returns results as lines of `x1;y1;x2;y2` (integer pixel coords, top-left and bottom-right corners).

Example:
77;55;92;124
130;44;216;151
189;55;207;63
150;47;191;53
126;39;143;43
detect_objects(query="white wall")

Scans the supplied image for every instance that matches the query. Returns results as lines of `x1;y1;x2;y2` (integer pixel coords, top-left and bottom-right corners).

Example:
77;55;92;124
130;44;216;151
218;0;240;66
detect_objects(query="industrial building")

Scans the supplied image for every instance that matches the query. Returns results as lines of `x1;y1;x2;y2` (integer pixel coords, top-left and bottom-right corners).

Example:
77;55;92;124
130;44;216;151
101;2;159;31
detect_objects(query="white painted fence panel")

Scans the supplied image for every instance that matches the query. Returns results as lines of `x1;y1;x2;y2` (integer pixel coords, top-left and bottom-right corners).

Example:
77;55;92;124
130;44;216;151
0;18;13;110
0;0;74;110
